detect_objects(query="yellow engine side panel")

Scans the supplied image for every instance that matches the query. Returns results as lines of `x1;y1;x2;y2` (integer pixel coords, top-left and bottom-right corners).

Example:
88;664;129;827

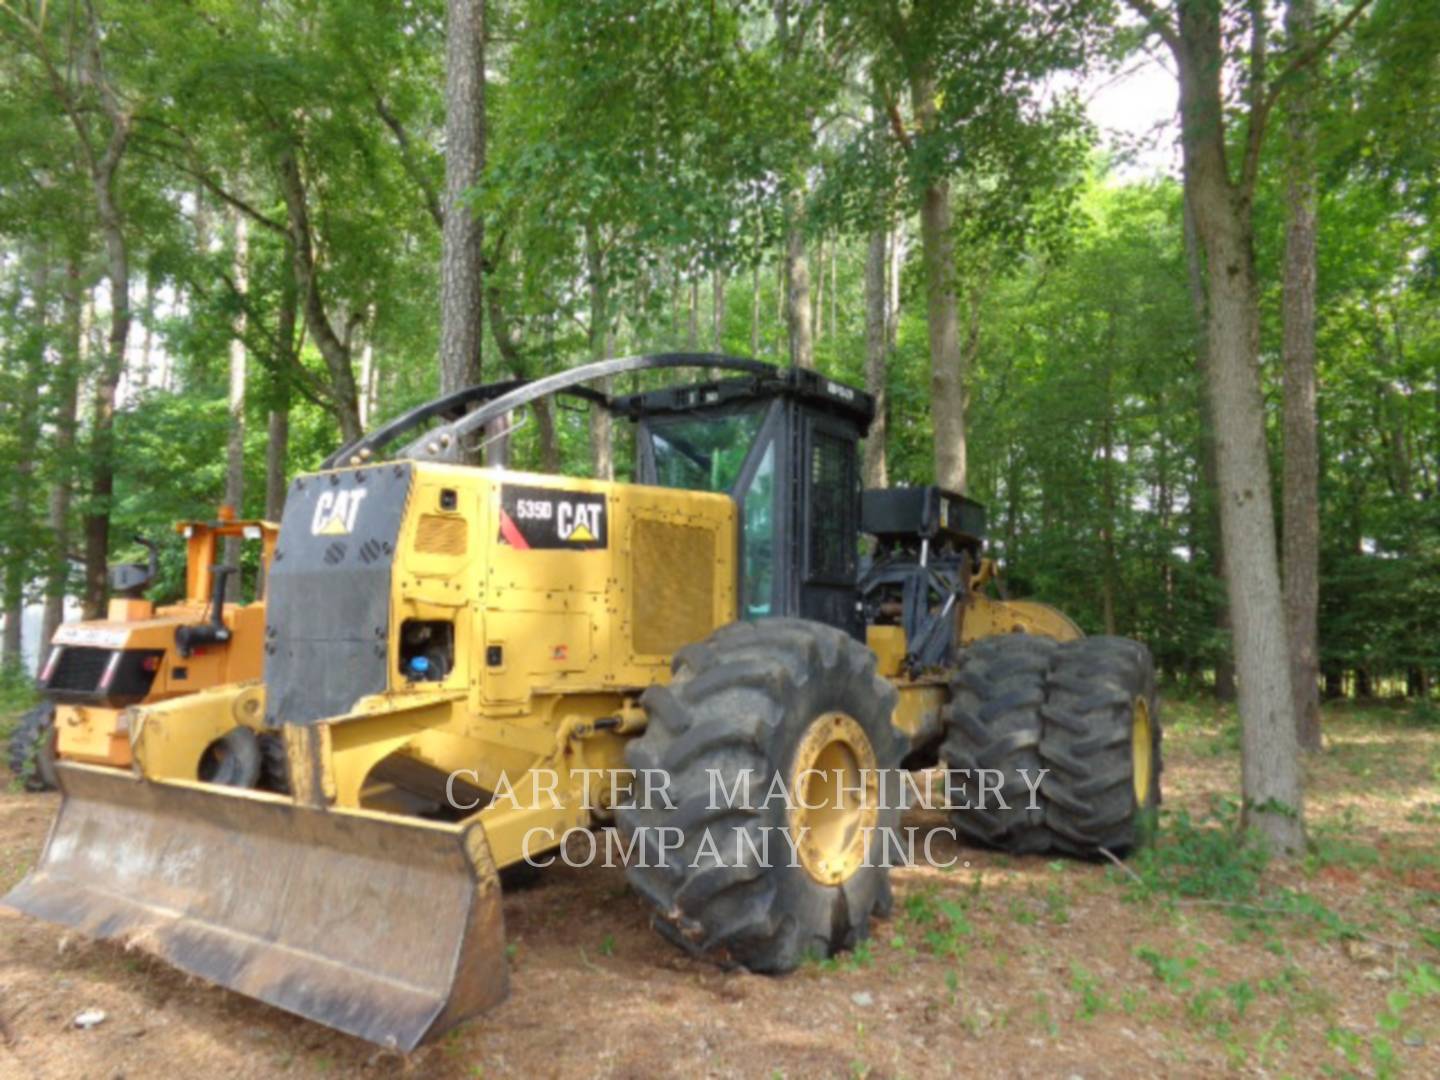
382;466;737;714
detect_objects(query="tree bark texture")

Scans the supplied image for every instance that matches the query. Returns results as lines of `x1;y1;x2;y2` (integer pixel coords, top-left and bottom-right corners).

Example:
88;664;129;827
3;252;48;667
863;227;889;488
1281;0;1322;752
712;271;726;349
439;0;487;396
586;223;613;479
41;257;84;655
1183;185;1237;701
223;208;248;597
1173;0;1305;854
81;122;133;619
750;263;761;356
687;278;699;349
784;201;813;369
919;176;965;493
276;144;362;443
907;67;967;495
264;255;299;524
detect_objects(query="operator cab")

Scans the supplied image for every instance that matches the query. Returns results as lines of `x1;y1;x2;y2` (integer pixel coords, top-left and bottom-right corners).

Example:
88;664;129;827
614;366;873;638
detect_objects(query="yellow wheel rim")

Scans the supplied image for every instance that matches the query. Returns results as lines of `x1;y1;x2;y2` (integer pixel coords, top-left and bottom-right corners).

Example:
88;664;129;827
788;712;879;886
1131;696;1153;805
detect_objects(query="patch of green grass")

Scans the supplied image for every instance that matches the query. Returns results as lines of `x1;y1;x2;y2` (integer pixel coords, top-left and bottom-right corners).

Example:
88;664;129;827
1032;991;1058;1038
813;937;874;974
1008;897;1037;926
1135;945;1198;992
898;885;973;959
1123;804;1270;905
1225;979;1256;1019
1043;884;1071;925
1070;963;1108;1020
1404;802;1440;826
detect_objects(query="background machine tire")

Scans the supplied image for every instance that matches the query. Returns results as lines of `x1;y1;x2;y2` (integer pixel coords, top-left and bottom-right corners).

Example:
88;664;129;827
941;634;1160;857
6;702;59;792
197;726;263;788
618;619;909;973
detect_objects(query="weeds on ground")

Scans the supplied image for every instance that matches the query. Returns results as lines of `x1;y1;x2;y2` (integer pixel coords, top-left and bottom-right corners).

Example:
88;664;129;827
1069;962;1108;1020
1122;801;1270;905
1327;963;1440;1079
1118;801;1371;952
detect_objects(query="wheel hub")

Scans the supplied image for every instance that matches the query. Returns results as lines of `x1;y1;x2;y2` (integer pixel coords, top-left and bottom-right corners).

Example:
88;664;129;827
1131;695;1153;804
788;712;879;886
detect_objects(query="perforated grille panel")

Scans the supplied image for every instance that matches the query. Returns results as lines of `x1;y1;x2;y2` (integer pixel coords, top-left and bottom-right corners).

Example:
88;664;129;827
48;647;112;692
809;430;857;583
632;518;716;656
415;514;468;556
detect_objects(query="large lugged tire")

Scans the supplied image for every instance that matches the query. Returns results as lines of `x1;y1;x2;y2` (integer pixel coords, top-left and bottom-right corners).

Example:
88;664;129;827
617;619;908;973
940;635;1059;854
941;634;1160;858
7;702;59;792
1041;636;1160;854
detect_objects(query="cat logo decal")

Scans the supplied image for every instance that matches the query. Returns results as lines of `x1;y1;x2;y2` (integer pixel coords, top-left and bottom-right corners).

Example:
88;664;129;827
311;489;368;536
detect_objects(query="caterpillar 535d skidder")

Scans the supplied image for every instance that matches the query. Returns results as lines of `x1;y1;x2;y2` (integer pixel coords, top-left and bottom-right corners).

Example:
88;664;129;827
4;355;1161;1050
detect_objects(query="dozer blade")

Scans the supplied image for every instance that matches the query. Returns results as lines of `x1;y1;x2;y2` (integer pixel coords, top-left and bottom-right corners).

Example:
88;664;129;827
2;763;507;1051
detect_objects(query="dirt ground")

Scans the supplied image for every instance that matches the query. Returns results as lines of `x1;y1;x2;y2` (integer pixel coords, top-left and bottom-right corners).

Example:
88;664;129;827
2;700;1438;1079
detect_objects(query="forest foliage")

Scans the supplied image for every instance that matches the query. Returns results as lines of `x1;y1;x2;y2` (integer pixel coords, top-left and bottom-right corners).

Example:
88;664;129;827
0;0;1435;699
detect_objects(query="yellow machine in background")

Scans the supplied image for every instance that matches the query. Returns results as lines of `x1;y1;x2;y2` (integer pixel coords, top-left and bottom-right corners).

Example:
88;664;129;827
5;357;1160;1051
8;513;277;790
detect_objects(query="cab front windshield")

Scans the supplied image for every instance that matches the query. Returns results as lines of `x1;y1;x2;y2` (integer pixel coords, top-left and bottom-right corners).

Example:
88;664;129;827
648;408;763;494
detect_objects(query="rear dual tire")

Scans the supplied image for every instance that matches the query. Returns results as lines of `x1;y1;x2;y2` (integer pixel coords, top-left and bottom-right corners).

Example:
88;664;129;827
941;634;1160;857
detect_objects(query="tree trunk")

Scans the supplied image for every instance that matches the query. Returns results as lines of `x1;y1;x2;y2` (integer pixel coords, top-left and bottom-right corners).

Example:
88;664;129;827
888;225;903;349
1183;186;1237;701
712;271;726;349
438;0;487;396
829;244;838;341
138;271;155;390
487;283;559;472
909;68;967;494
750;263;761;356
687;278;699;349
223;208;248;597
82;133;134;620
919;176;965;493
814;239;825;344
586;223;613;479
276;144;362;443
264;254;299;523
357;331;376;428
784;197;813;369
42;256;84;654
862;227;889;488
1174;0;1304;854
1281;0;1322;752
1099;373;1119;636
1323;664;1343;700
3;251;48;668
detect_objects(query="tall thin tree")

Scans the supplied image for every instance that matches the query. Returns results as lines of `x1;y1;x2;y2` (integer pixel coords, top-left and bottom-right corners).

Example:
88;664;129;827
439;0;487;396
1282;0;1323;751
